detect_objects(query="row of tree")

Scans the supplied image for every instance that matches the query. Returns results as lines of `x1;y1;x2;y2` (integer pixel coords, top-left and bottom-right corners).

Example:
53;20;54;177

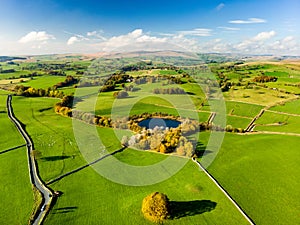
53;75;78;89
153;87;186;95
14;85;65;98
253;75;277;83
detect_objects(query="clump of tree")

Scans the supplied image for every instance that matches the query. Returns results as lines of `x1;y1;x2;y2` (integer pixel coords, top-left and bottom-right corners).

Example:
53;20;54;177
99;83;116;92
53;75;78;89
253;75;277;83
122;119;196;157
47;70;66;76
54;95;74;116
153;87;185;95
142;192;170;223
14;85;64;98
71;110;112;127
113;91;129;99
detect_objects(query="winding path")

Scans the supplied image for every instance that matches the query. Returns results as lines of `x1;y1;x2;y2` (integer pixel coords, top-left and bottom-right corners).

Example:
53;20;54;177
192;158;255;225
7;95;53;225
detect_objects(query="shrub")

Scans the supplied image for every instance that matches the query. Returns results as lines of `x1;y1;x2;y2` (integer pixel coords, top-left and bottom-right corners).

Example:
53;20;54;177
142;192;170;223
113;91;129;99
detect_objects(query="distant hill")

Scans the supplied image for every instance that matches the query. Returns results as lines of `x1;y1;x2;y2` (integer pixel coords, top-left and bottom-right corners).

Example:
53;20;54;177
0;56;27;62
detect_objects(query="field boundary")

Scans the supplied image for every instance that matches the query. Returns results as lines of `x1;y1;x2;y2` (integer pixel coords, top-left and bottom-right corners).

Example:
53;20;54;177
192;158;255;225
47;146;127;185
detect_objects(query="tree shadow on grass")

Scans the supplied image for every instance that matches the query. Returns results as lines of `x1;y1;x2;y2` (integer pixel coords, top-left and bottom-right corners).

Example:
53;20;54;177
39;107;53;112
169;200;217;219
194;142;213;158
40;155;71;161
52;206;78;214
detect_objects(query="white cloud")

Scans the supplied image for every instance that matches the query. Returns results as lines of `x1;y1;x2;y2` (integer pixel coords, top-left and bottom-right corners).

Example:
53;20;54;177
178;28;212;37
19;31;55;43
67;36;80;45
96;29;171;51
86;30;107;41
87;31;97;36
232;30;278;54
268;36;299;54
229;18;267;24
216;3;225;11
253;30;276;41
218;26;240;31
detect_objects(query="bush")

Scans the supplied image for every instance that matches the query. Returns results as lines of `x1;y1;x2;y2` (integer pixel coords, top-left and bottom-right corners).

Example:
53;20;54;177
113;91;129;99
142;192;170;223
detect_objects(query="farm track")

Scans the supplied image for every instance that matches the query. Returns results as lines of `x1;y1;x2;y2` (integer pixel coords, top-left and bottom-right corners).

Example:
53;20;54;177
7;95;53;225
192;158;255;225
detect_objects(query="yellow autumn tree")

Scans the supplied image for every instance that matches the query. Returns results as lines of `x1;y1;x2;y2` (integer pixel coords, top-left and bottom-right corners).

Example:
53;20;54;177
142;192;170;223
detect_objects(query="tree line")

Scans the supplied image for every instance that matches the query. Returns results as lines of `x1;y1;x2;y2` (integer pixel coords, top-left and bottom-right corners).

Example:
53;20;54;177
53;75;79;89
153;87;185;95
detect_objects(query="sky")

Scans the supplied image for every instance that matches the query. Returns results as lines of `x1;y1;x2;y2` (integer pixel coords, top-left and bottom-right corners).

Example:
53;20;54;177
0;0;299;55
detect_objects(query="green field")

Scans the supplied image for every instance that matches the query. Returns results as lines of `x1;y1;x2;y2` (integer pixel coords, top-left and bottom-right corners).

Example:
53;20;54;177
9;95;248;225
255;111;300;133
0;91;34;225
208;133;300;225
225;101;263;118
270;98;300;114
45;159;248;225
22;75;67;89
1;57;300;225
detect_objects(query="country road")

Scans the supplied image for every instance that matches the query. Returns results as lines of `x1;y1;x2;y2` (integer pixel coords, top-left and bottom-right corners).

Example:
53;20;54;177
6;95;53;225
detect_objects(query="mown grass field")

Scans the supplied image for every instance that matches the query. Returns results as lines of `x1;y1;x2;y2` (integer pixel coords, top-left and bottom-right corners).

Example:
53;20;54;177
0;91;34;225
208;133;300;225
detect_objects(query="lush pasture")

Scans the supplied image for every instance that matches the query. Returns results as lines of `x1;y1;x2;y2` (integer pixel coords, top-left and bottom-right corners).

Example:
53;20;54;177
0;70;32;79
0;91;34;225
255;111;300;133
22;75;66;89
12;96;86;182
223;86;293;105
208;133;300;225
226;115;251;129
45;159;248;225
75;82;204;119
2;58;300;225
270;98;300;114
225;101;263;118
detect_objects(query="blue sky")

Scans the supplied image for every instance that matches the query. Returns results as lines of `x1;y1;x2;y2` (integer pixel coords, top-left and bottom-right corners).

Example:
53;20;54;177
0;0;299;55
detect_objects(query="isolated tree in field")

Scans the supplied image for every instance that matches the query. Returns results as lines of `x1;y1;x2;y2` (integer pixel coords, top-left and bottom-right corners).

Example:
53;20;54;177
142;192;170;223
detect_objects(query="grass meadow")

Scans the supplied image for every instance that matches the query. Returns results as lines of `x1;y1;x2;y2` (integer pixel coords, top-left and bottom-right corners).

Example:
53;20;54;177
208;133;300;225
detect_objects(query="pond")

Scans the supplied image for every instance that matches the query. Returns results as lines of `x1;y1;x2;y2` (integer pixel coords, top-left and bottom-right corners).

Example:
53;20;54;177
138;118;181;129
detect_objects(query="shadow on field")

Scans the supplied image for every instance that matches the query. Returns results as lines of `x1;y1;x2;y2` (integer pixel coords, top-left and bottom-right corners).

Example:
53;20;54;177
53;206;78;214
195;142;213;158
169;200;217;219
39;107;53;112
41;155;71;161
